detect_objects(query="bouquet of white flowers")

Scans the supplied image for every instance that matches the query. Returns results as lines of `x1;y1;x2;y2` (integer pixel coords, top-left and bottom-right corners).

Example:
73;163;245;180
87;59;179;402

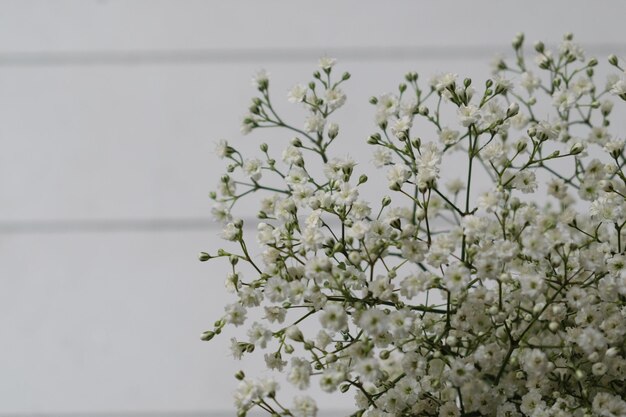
201;33;626;417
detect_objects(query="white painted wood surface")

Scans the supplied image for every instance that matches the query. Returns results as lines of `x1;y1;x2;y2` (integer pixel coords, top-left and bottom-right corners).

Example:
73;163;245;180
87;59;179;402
0;0;625;414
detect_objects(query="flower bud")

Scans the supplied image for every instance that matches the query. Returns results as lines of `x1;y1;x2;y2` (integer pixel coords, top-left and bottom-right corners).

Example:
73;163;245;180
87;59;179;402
349;251;362;264
198;252;211;262
516;140;528;152
367;133;380;144
286;325;304;342
235;370;245;380
608;54;619;66
328;123;339;139
512;32;524;49
570;142;584;155
506;102;520;117
405;72;418;82
200;331;215;341
446;335;458;347
534;41;545;53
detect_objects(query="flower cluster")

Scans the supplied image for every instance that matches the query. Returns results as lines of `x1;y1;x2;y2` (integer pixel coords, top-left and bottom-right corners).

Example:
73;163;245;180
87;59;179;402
201;33;626;417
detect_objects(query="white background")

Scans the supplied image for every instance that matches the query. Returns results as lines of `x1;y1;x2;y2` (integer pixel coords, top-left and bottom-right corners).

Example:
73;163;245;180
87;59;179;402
1;1;625;415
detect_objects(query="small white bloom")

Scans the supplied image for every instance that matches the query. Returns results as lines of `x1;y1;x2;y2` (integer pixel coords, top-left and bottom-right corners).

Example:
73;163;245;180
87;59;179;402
438;127;460;146
215;139;230;159
288;357;312;390
251;69;269;89
288;84;308;103
458;104;481;127
304;112;326;133
292;395;318;417
318;56;336;70
319;303;348;332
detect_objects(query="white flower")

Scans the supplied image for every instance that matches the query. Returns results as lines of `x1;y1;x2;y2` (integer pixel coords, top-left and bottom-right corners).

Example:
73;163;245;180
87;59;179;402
444;262;470;294
431;73;457;92
233;378;260;409
611;79;626;98
320;303;348;332
438;127;460;146
304;112;326;133
211;204;232;223
318;56;336;70
376;93;399;122
288;84;308;103
372;148;392;168
520;389;546;416
243;158;263;181
292;396;318;417
387;164;411;189
523;349;551;377
416;143;442;187
282;144;304;165
391;116;412;138
215;139;230;159
230;338;246;360
552;89;577;112
288;358;312;390
265;352;287;371
520;71;540;94
247;322;272;348
511;170;537;193
357;308;388;337
264;306;286;323
438;401;460;417
592;392;626;417
251;69;269;89
325;88;346;110
519;273;544;299
458;104;481;127
224;303;247;326
264;276;290;303
355;357;382;383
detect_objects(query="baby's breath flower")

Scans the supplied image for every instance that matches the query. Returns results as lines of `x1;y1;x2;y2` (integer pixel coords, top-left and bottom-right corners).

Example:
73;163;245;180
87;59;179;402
288;84;308;103
205;39;626;417
318;56;336;70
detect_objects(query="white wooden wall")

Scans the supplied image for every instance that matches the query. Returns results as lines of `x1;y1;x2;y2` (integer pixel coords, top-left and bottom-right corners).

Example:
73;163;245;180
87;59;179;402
1;1;625;415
